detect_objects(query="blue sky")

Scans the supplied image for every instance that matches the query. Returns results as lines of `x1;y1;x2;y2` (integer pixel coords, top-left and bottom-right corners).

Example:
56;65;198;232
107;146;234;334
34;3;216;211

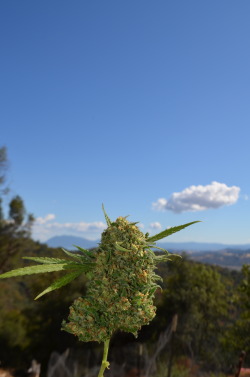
1;1;250;244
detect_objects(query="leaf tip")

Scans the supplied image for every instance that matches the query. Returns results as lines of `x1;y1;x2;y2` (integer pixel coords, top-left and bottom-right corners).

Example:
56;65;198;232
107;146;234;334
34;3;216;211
102;204;112;226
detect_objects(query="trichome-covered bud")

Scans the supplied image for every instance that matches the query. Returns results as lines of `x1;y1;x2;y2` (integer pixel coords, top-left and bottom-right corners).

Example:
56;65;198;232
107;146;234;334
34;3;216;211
62;216;160;342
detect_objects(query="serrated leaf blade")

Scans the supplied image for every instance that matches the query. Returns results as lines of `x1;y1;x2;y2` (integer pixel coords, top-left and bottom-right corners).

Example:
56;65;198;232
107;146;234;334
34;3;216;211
147;221;201;242
35;270;83;300
73;245;95;260
22;257;71;264
61;248;86;262
0;262;89;279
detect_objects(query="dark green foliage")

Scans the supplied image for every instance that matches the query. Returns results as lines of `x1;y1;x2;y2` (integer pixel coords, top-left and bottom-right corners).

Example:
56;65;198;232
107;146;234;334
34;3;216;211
223;264;250;365
0;240;90;370
0;146;8;193
154;257;236;371
0;195;35;273
9;195;25;225
0;198;4;221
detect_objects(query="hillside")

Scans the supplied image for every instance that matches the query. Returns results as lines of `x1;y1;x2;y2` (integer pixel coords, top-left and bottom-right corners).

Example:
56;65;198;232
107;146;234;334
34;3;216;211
186;248;250;270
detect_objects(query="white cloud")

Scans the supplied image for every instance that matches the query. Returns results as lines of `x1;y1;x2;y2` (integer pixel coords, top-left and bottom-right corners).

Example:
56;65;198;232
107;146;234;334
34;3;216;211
152;198;167;211
35;214;56;225
152;181;240;213
45;221;106;232
33;214;148;242
33;214;106;242
149;222;162;230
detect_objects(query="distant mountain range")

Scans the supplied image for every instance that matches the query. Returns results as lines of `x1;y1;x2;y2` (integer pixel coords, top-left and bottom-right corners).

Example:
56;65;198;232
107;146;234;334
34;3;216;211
157;241;250;251
46;235;98;250
45;235;250;270
46;235;250;252
187;249;250;270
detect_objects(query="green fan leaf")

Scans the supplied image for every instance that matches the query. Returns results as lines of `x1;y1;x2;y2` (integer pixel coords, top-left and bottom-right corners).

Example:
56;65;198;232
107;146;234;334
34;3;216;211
102;204;112;227
61;248;89;262
0;262;90;279
22;257;71;264
35;270;83;300
147;221;201;242
73;245;95;259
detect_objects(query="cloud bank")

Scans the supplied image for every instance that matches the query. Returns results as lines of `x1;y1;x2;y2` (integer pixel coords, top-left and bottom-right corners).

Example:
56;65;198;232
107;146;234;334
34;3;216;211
152;181;240;213
33;215;146;242
36;214;56;225
33;214;106;241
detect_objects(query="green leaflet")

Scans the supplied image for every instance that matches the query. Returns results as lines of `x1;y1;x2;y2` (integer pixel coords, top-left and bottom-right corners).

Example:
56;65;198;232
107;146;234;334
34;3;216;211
22;257;71;264
73;245;95;259
0;262;90;279
102;203;112;227
147;221;201;242
148;244;170;253
35;270;83;300
153;255;172;263
61;248;90;263
62;248;81;259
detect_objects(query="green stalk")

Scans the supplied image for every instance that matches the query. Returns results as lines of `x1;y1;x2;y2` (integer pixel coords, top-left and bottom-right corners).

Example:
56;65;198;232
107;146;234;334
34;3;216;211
98;339;110;377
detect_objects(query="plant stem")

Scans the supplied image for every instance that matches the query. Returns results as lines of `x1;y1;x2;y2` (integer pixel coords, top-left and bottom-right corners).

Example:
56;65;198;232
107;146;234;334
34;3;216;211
98;338;110;377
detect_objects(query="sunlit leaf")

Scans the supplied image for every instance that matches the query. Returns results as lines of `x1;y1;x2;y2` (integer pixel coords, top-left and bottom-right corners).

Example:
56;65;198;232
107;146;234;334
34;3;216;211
22;257;70;264
0;263;85;279
147;221;201;242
